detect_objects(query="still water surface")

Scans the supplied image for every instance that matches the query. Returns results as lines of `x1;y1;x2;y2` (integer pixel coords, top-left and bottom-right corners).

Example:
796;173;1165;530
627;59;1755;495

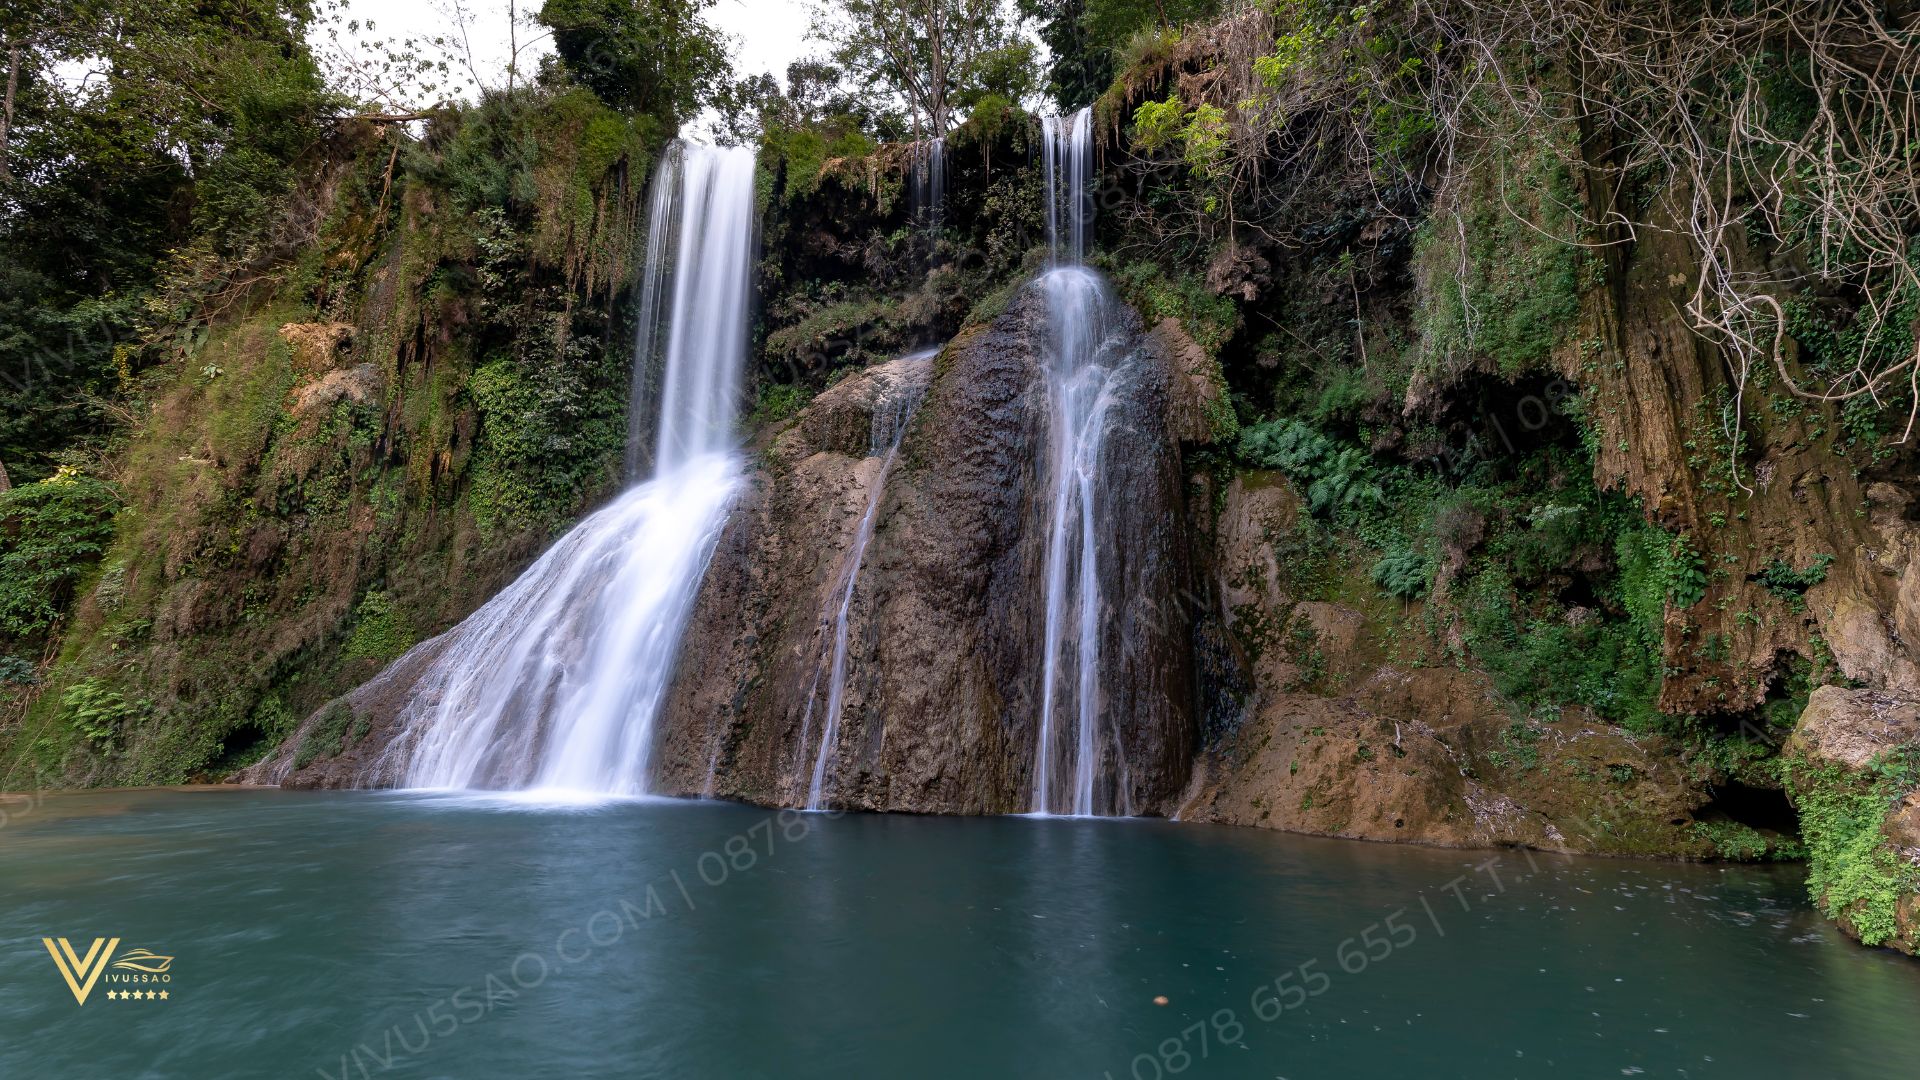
2;788;1918;1078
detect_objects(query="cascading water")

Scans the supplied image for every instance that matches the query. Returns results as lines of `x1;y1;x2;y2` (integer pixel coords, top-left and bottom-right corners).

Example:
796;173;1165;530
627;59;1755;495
797;351;936;810
910;136;946;233
377;143;757;797
1032;108;1133;817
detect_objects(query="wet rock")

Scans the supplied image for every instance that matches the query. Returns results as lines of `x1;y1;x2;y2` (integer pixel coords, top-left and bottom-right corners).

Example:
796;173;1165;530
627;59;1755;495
655;279;1199;814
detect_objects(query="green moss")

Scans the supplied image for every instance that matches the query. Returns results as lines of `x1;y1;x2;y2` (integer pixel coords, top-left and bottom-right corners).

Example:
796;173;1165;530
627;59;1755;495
748;383;814;429
1413;122;1586;377
466;355;625;534
1485;719;1543;771
1786;750;1920;946
343;590;416;664
292;701;358;771
1110;262;1240;356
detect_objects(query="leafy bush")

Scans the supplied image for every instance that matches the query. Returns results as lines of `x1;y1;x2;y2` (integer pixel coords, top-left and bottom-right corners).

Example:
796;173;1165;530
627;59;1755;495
0;656;38;685
62;679;144;750
1691;820;1771;861
1757;554;1835;608
1370;544;1429;599
0;472;121;638
1237;419;1383;516
1615;525;1708;621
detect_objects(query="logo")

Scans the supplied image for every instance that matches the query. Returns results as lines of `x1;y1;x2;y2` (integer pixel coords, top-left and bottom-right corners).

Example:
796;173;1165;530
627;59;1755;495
42;938;175;1005
112;948;173;974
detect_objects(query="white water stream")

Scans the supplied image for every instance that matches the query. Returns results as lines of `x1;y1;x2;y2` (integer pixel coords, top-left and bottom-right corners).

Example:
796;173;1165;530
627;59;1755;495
382;143;757;796
1032;108;1133;816
798;351;936;810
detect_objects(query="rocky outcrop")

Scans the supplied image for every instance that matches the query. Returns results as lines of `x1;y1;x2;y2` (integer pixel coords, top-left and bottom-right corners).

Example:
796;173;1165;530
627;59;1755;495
1175;471;1715;855
1557;183;1920;711
1784;686;1920;954
652;279;1200;813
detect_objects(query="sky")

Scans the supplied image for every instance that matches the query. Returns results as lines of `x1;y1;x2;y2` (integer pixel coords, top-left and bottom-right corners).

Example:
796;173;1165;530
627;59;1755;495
319;0;819;109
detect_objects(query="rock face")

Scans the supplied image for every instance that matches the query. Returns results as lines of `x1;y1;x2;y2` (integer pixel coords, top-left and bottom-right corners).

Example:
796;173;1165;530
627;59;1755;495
250;277;1203;804
653;280;1199;813
1784;686;1920;954
1553;193;1920;710
1174;472;1713;855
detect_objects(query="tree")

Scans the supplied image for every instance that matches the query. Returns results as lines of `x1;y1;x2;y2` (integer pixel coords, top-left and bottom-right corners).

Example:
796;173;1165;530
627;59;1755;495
538;0;729;128
1019;0;1220;109
0;0;330;481
807;0;1031;137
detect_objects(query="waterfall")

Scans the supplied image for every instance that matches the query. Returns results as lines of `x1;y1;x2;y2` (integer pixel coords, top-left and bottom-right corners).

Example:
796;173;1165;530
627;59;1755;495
625;144;682;480
377;143;758;797
1041;111;1091;264
797;351;936;810
1032;108;1133;817
910;136;946;233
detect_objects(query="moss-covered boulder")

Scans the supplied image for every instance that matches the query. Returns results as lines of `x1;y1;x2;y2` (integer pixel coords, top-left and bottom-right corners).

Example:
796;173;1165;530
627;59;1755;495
1784;687;1920;953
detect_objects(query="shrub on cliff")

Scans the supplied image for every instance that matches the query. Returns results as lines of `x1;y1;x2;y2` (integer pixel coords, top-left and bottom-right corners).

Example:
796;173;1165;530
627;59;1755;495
0;471;120;639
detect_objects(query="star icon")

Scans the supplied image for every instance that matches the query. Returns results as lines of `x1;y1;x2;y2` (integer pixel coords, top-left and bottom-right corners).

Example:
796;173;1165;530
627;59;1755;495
158;991;169;1001
106;990;118;1001
145;990;157;1000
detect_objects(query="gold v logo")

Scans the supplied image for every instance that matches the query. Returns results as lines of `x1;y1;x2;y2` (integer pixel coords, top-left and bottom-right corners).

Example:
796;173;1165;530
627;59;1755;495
43;937;120;1006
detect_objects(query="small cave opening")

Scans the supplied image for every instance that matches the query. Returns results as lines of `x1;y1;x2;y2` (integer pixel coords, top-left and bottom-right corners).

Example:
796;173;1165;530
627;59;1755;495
205;722;272;777
1695;780;1801;836
1436;371;1590;472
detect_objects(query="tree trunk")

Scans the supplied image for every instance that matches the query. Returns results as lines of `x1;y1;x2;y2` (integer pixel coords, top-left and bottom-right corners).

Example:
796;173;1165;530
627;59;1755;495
0;458;12;493
1;43;19;183
926;1;947;138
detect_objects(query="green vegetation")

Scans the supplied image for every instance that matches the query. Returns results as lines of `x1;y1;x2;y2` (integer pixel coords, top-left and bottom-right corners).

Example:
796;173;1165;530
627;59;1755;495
292;702;360;771
1786;750;1920;947
1237;419;1383;516
1756;554;1835;609
1485;720;1543;771
0;0;716;785
61;679;145;751
0;471;120;637
343;592;417;665
1412;128;1587;377
1690;820;1772;862
1022;0;1222;109
1;0;331;482
542;0;728;124
1110;262;1241;356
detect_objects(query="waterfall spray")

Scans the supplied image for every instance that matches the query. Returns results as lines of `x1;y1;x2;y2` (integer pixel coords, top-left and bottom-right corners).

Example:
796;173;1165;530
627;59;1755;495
373;143;758;797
